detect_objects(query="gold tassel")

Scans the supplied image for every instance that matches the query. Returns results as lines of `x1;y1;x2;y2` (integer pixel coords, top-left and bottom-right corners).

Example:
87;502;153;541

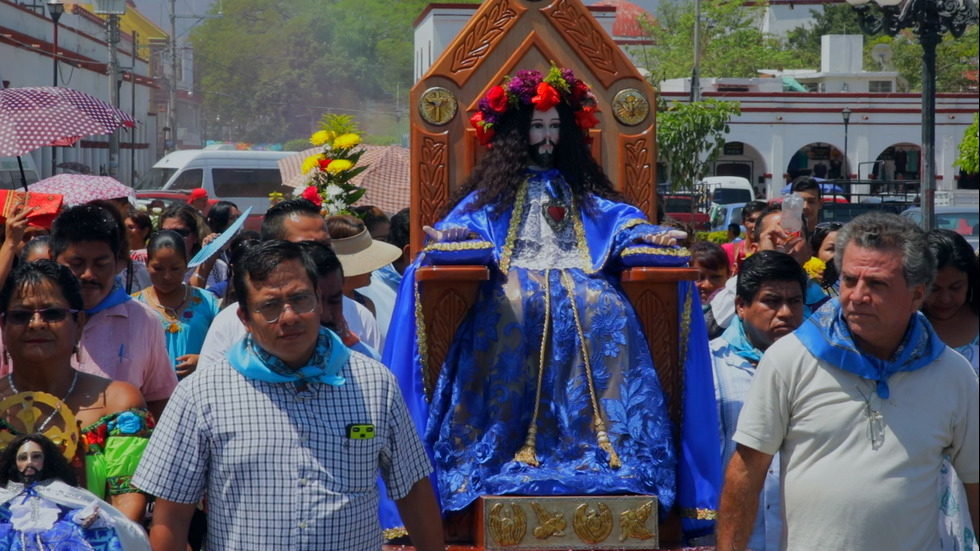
596;427;621;469
513;426;540;466
514;270;552;468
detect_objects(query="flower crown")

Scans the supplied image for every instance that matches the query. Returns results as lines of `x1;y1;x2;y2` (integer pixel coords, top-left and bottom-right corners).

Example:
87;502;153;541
470;63;599;146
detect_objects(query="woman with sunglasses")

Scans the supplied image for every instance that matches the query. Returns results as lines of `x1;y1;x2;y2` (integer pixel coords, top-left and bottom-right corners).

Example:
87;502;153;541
133;231;219;379
0;260;150;524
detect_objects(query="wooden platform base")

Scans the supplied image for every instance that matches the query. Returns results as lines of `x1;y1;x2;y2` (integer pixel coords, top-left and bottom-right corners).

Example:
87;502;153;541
384;495;713;551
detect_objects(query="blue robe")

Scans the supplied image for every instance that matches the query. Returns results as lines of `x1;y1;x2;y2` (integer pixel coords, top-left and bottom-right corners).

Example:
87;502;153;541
383;170;720;538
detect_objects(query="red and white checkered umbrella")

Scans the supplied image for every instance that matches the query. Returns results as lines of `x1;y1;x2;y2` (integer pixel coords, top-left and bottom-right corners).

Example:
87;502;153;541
0;86;136;157
29;173;135;207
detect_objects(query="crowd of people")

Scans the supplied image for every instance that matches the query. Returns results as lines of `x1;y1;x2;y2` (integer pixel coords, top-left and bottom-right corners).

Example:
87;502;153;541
0;68;976;551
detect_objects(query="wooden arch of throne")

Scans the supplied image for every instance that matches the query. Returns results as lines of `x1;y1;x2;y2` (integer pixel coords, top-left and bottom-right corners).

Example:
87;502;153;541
408;0;696;543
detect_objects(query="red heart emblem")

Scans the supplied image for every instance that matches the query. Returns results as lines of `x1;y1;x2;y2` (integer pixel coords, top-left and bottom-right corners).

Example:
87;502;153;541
547;205;566;222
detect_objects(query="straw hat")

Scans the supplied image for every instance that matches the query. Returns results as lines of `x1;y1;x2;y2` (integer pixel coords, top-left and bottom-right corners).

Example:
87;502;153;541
330;228;401;277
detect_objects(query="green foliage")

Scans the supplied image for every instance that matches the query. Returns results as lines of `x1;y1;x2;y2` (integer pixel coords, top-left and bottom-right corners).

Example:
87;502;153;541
634;0;805;83
786;5;979;93
701;231;730;244
191;0;481;142
656;98;742;194
319;114;359;136
866;26;980;93
785;4;865;67
955;113;979;174
283;138;312;152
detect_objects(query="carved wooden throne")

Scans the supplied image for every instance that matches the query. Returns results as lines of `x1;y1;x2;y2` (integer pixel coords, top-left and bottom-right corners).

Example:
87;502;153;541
408;0;696;546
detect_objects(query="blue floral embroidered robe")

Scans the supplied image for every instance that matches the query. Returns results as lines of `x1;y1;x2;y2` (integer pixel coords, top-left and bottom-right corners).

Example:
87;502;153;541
383;169;720;538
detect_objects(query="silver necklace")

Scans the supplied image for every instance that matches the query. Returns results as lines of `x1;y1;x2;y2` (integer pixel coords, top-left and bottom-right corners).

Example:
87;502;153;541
144;284;189;320
7;370;79;432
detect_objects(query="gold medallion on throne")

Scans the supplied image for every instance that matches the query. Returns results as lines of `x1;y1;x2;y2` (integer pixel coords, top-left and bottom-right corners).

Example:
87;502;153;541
612;88;650;126
419;87;458;126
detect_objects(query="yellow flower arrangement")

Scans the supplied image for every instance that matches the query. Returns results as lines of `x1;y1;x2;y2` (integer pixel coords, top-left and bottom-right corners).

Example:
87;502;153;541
333;133;361;150
270;114;367;214
310;130;332;147
326;159;353;174
803;257;826;280
301;154;322;174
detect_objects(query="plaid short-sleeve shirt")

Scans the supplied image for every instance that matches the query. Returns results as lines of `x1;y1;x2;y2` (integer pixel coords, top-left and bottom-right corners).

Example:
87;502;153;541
132;350;432;551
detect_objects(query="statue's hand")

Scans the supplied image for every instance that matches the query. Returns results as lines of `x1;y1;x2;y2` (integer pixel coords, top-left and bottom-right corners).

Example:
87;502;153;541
636;229;686;247
423;225;469;242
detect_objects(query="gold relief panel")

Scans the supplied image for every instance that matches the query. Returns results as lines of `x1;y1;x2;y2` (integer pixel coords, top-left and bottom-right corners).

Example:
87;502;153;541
482;495;658;550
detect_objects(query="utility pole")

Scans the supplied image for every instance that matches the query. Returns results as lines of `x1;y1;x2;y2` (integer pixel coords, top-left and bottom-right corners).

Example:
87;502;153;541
47;1;64;178
107;13;121;177
168;0;177;154
131;30;138;185
691;0;701;102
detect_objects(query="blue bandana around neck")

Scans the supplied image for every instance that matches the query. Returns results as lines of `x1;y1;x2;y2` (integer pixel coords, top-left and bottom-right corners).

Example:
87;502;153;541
721;316;763;364
795;299;945;399
228;326;348;387
85;282;132;315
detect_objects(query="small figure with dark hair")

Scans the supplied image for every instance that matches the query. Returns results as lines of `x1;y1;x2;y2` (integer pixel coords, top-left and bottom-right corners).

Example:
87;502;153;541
0;433;151;550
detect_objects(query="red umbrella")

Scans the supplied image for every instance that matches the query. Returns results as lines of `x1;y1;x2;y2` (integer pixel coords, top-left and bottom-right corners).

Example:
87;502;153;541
0;86;135;157
29;174;135;207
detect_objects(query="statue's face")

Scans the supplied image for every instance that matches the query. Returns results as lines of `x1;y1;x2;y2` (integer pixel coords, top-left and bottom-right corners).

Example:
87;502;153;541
528;106;560;169
16;441;44;483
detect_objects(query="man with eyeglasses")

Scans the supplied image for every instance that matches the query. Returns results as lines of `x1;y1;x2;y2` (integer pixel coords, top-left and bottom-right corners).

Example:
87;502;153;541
44;203;176;420
710;251;808;551
717;213;979;551
133;240;443;551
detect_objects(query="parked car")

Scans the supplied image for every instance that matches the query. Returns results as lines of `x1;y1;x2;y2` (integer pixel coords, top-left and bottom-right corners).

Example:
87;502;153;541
697;176;755;205
0;155;40;189
134;150;294;230
662;195;709;230
819;202;905;225
708;202;746;233
901;206;980;251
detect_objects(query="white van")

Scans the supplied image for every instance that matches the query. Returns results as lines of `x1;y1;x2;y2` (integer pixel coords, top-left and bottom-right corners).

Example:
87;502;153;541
0;155;41;189
697;176;755;205
134;150;295;218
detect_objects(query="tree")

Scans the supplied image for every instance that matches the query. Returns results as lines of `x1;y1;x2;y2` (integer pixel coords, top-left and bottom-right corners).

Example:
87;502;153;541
189;0;481;142
785;4;866;67
656;97;742;199
866;26;979;93
634;0;805;84
955;113;979;174
786;4;979;93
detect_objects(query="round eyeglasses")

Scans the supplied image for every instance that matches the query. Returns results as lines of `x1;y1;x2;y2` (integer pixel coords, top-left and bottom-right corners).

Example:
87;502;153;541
246;293;318;323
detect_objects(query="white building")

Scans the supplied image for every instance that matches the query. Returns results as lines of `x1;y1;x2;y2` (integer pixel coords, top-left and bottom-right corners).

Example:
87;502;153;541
0;0;159;185
414;4;978;198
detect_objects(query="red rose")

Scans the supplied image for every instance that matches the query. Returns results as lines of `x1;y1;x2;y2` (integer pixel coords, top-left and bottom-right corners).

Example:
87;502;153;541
531;82;561;111
318;157;331;171
302;186;323;206
571;80;590;102
574;106;599;130
487;85;509;114
471;112;495;146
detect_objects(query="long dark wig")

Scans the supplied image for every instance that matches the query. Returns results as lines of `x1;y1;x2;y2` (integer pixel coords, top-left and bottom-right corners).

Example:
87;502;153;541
0;433;78;486
447;102;624;218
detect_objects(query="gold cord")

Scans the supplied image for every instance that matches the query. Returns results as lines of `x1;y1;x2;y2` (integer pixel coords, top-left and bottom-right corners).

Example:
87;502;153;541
514;270;551;467
559;271;620;468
